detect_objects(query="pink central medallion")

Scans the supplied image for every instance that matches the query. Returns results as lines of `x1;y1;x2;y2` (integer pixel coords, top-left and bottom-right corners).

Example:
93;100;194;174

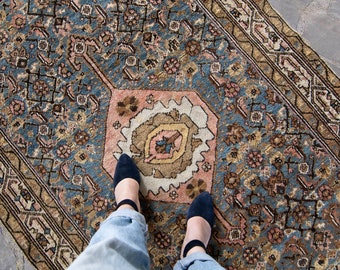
103;89;218;203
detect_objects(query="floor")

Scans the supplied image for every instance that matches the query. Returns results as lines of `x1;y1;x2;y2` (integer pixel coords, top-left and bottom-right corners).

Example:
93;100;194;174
0;0;339;269
269;0;340;76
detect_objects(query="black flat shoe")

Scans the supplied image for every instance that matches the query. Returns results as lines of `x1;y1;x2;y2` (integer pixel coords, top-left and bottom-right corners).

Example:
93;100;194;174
113;154;141;212
187;191;214;228
113;154;141;188
183;191;214;257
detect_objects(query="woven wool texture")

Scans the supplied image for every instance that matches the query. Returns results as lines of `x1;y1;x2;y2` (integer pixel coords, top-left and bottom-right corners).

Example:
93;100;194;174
0;0;339;269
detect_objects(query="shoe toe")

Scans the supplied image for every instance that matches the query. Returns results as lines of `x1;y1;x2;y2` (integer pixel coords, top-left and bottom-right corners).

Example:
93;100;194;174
113;154;141;188
187;191;214;228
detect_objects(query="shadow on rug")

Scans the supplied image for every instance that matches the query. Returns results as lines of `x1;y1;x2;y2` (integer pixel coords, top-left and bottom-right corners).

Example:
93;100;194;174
0;0;339;269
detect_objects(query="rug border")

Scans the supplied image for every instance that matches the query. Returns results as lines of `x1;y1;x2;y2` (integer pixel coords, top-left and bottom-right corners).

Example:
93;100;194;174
195;0;340;163
0;128;89;270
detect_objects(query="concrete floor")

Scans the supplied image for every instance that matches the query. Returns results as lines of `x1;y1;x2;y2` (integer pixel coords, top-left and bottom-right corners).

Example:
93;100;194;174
269;0;340;76
0;1;339;269
0;222;35;270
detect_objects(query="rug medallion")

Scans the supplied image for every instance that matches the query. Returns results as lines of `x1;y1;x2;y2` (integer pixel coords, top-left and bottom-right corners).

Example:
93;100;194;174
0;0;339;269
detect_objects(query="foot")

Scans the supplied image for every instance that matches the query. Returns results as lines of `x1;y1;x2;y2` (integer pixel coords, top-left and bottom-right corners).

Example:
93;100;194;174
115;178;141;212
181;216;211;258
113;154;141;212
181;191;214;258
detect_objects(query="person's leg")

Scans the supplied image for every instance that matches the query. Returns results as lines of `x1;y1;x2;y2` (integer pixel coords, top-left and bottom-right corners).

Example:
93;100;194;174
174;192;224;270
68;154;150;270
174;252;224;270
68;208;150;270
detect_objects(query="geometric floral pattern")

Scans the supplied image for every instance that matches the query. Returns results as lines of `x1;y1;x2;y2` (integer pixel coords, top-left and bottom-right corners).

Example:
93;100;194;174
0;0;339;269
104;91;217;202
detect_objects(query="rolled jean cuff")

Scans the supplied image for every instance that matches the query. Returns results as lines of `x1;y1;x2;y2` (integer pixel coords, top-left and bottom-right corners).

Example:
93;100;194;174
102;208;148;235
174;252;225;270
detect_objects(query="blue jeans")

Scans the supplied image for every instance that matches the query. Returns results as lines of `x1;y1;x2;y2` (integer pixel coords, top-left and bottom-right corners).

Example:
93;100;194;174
68;209;224;270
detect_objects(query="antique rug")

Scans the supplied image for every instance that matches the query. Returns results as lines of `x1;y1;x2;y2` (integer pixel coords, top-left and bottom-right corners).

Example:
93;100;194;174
0;0;339;269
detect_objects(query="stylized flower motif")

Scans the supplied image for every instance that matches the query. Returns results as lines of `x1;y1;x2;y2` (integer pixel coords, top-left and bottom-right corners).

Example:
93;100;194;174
38;124;49;135
185;40;201;56
163;57;180;74
229;229;241;241
154;231;171;249
267;227;284;244
244;175;261;191
297;257;309;268
169;21;180;32
169;190;178;200
292;205;309;223
72;175;83;186
228;62;244;77
146;94;155;104
99;31;114;47
318;185;334;201
153;213;165;223
201;161;212;172
246;86;261;99
75;130;90;145
81;4;92;16
247;150;263;168
58;62;72;78
298;163;309;174
176;214;186;230
123;9;140;27
247;130;262;146
246;65;259;79
91;216;104;232
270;134;286;148
224;123;245;145
12;14;26;29
126;55;137;66
0;115;7;126
250;111;263;123
71;196;83;210
93;196;108;212
224;171;240;189
53;103;65;117
56;144;71;159
153;254;170;267
248;204;261;217
113;121;121;129
226;146;246;164
38;39;49;51
74;41;85;54
9;99;25;115
243;247;261;264
116;96;139;116
75;150;89;164
73;213;85;228
224;81;240;98
186;179;207;199
315;164;331;179
33;80;49;96
270;152;285;169
208;23;221;36
0;29;8;44
77;94;87;106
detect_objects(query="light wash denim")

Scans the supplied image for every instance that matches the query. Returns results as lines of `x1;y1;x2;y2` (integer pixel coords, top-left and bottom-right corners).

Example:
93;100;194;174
68;209;224;270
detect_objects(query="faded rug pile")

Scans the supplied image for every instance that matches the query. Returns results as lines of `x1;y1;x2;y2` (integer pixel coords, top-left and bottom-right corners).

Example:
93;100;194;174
0;0;339;269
